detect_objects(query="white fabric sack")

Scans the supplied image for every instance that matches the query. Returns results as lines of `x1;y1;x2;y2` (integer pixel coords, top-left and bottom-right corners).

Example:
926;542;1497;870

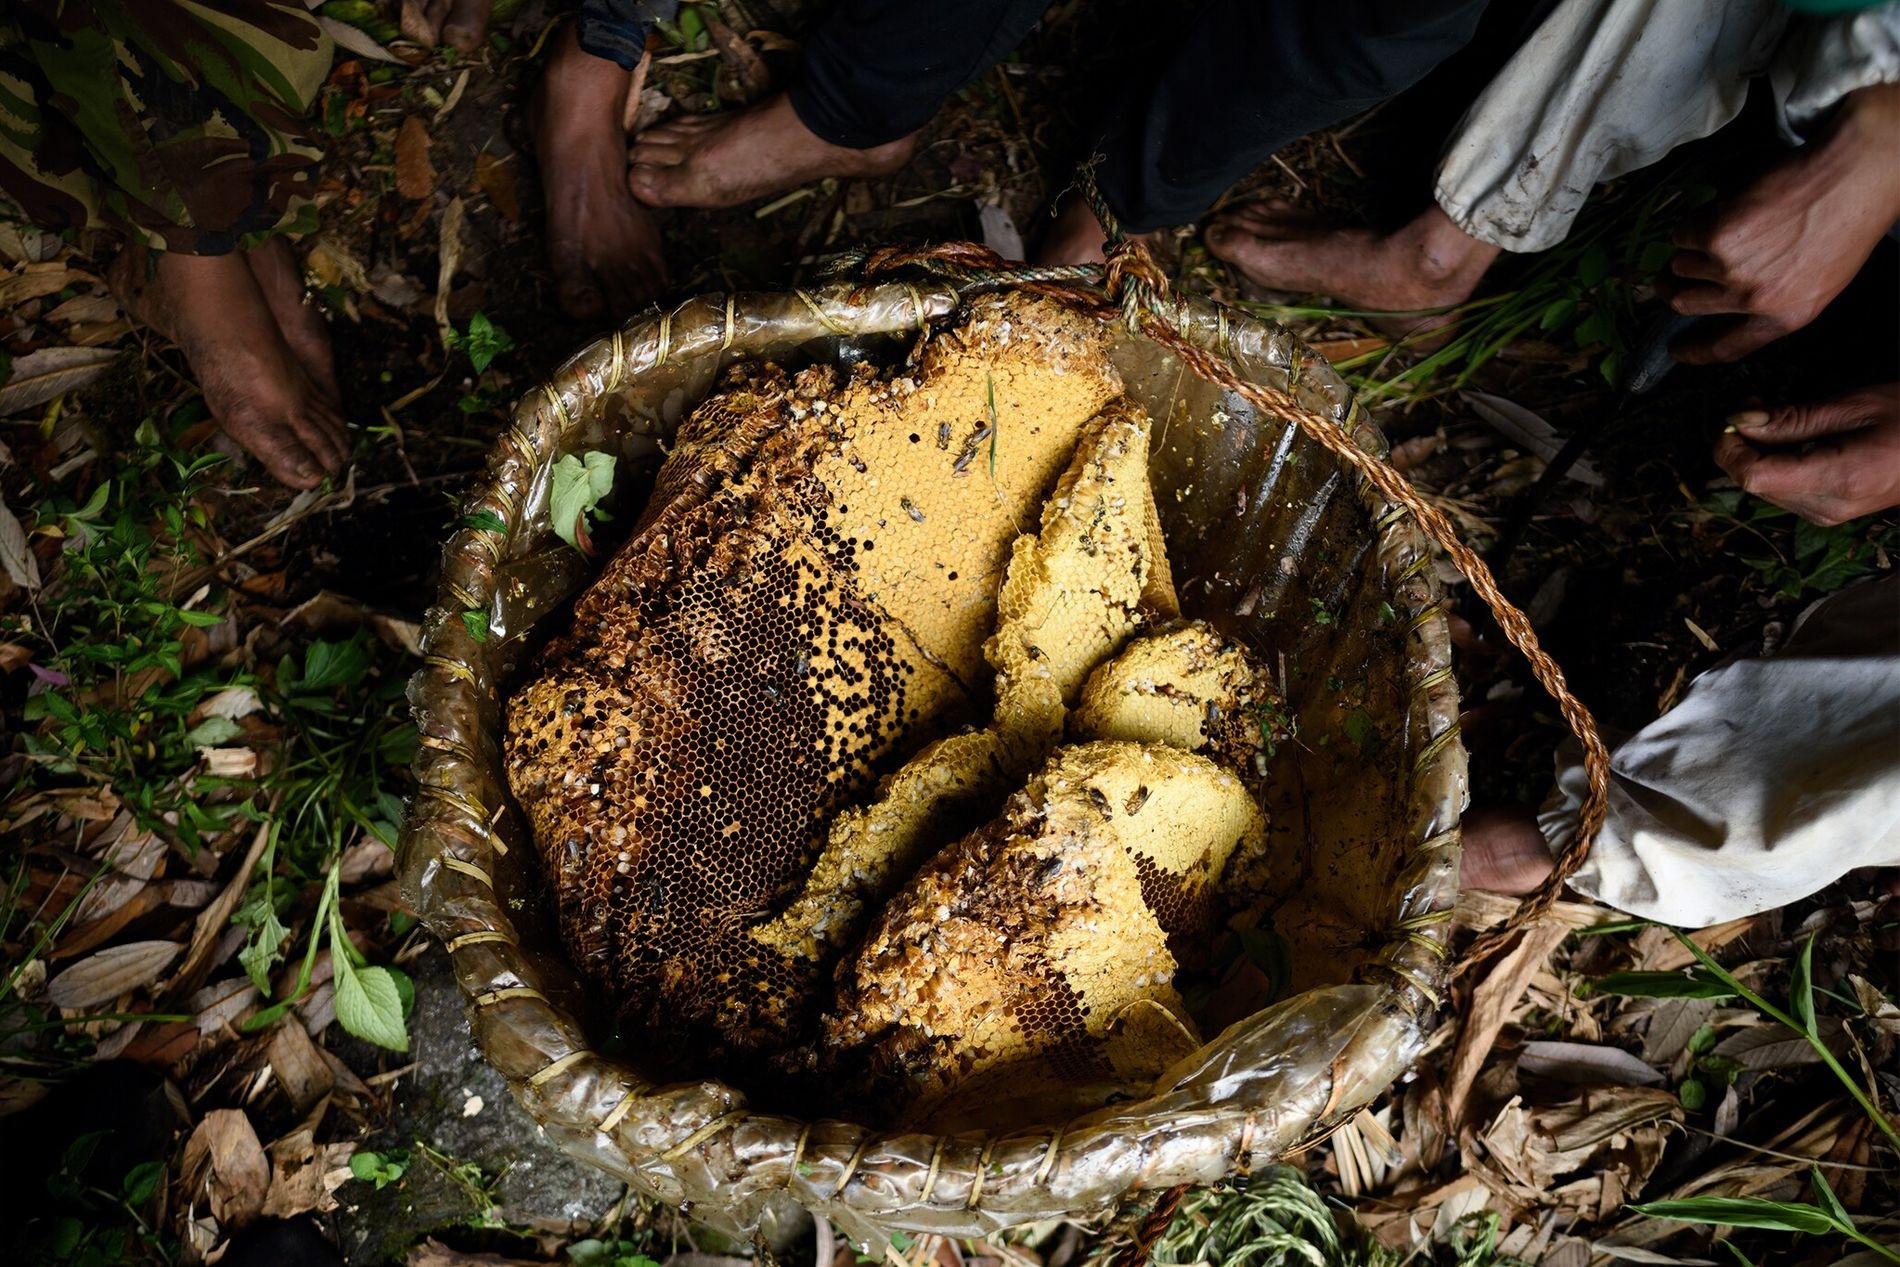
1541;575;1900;928
1434;0;1900;253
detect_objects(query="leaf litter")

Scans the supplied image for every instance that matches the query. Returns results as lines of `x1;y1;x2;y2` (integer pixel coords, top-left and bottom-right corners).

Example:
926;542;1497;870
0;2;1891;1265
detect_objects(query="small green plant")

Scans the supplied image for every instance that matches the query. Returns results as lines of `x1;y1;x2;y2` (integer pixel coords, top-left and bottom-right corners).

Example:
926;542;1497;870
348;1148;409;1190
444;311;516;374
1631;1168;1897;1263
1674;931;1899;1151
550;450;618;552
1695;491;1895;599
566;1240;661;1267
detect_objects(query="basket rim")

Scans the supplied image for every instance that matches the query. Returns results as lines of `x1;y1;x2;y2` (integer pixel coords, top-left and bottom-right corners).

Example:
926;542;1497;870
397;279;1466;1240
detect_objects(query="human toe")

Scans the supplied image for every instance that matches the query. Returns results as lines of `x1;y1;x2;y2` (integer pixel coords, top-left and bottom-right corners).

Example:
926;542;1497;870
442;0;492;51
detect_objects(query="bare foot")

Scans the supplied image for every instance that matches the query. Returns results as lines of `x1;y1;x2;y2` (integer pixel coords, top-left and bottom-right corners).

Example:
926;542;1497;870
536;25;668;319
1459;804;1555;895
627;93;914;209
1036;197;1110;267
1204;202;1499;333
110;248;349;489
246;236;340;404
400;0;494;53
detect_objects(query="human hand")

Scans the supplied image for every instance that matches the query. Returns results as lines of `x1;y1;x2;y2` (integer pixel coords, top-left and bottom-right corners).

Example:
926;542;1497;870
1667;84;1900;364
1713;385;1900;526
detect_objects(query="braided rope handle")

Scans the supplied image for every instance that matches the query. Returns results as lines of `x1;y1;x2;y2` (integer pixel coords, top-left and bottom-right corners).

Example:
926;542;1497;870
864;228;1608;965
1110;1183;1190;1267
860;191;1610;1258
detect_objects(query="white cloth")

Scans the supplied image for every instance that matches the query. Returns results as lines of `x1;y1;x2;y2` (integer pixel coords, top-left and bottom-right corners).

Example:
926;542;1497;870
1540;575;1900;928
1434;0;1900;252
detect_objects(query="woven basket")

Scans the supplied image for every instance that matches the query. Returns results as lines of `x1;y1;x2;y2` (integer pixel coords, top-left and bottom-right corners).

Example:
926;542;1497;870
397;279;1466;1246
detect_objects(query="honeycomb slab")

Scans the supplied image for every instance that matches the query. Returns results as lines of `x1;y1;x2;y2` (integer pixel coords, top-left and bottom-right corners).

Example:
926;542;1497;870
822;741;1265;1125
504;294;1122;1061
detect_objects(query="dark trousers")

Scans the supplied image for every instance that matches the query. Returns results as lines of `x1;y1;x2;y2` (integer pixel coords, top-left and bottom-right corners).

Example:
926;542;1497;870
791;0;1492;232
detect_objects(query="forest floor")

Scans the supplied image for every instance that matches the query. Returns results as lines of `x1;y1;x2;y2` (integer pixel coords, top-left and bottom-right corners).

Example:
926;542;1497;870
0;3;1895;1267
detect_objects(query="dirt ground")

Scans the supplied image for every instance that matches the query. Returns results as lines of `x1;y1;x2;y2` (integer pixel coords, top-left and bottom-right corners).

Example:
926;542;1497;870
0;3;1895;1266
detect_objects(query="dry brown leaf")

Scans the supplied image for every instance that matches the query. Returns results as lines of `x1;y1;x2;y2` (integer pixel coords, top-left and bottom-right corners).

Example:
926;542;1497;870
408;1241;547;1267
183;1108;270;1228
267;1019;334;1113
46;939;182;1010
1632;996;1717;1065
72;827;167;925
305;236;372;294
57;888;165;959
340;838;396;884
260;1129;353;1220
160;819;272;1001
0;264;86;308
472;151;520;223
1712;1018;1840;1069
45;294;120;325
621;50;652;134
1453;888;1614;932
0;641;32;671
1445;919;1572;1130
1518;1040;1664;1087
0;494;39;591
395;115;438;200
434;196;465;340
1312;336;1389;364
1478;1087;1679;1201
706;16;772;101
0;346;119;417
1631;914;1758;971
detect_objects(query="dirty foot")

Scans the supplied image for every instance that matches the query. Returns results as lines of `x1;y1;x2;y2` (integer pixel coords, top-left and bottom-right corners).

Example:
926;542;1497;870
1459;804;1555;896
1205;202;1499;335
628;93;914;209
400;0;494;53
110;247;349;489
536;25;668;319
1036;197;1111;267
246;236;340;405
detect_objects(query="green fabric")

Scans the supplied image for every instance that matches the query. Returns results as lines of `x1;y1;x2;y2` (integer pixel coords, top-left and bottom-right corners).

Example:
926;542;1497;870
1781;0;1890;13
0;1;333;254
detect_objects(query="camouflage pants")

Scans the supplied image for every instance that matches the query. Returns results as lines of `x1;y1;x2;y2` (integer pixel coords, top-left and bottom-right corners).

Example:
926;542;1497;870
0;1;333;256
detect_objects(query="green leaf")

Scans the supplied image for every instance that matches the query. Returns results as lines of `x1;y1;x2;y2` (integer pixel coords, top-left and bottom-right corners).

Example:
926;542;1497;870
1573;308;1615;349
461;609;489;643
121;1159;163;1206
1637;239;1677;276
299;635;372;692
459;510;506;534
1791;932;1818;1036
1538;297;1578;332
334;961;409;1052
1629;1197;1839;1235
1589;970;1736;1000
1576;244;1612;288
238;906;290;993
549;451;617;551
349;1151;385;1182
457;311;515;374
176;608;226;628
1678;1077;1707;1111
186;716;244;747
1809;1168;1851;1228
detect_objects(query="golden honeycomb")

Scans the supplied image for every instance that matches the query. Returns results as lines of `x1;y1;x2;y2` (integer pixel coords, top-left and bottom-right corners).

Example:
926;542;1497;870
1071;622;1291;913
821;741;1265;1126
503;294;1123;1063
752;402;1172;970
